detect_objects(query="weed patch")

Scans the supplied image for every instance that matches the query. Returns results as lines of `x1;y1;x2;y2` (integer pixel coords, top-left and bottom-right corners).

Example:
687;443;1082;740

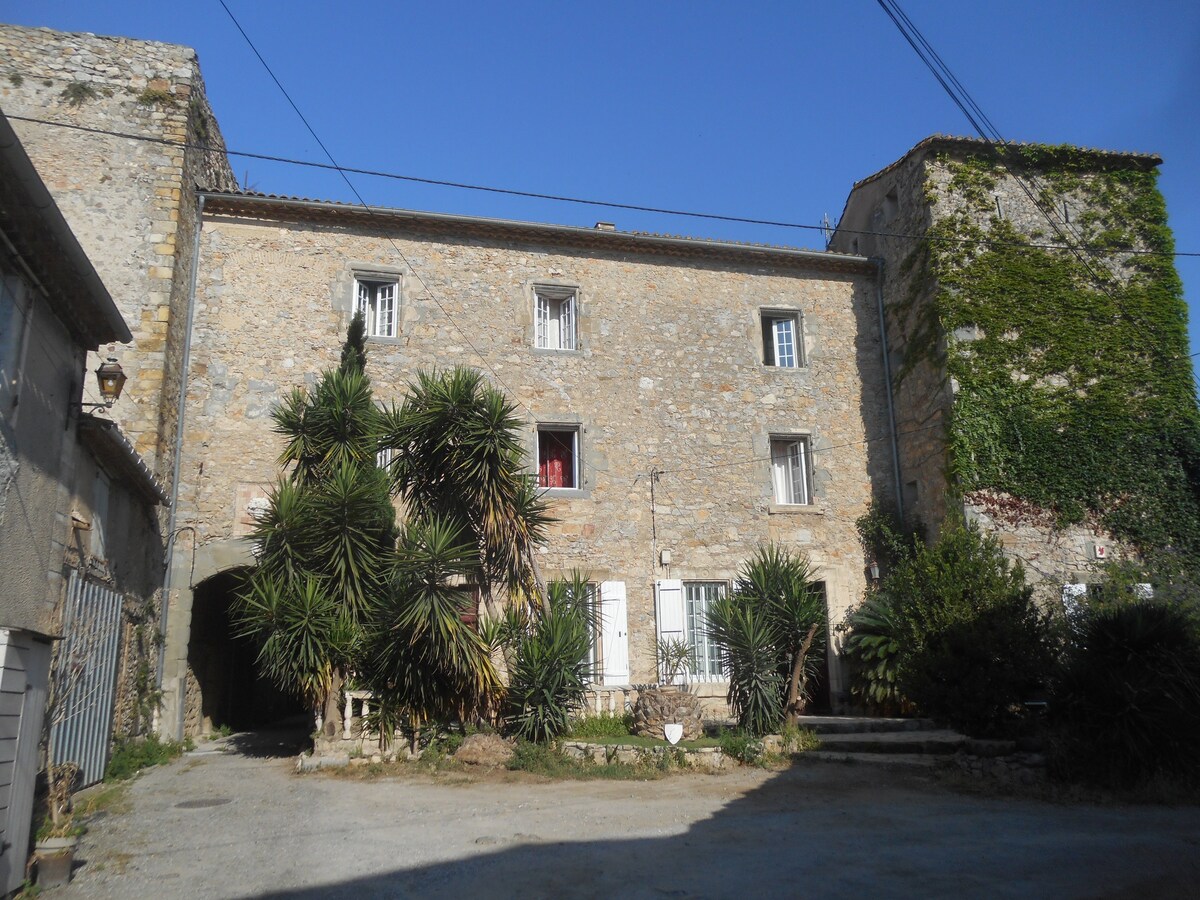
105;735;187;782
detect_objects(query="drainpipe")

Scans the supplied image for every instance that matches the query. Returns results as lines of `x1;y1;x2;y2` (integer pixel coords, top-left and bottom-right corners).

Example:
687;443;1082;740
155;193;205;740
873;257;904;520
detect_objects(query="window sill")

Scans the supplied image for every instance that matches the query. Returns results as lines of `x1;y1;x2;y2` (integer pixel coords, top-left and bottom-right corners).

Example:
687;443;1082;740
532;347;583;357
760;363;808;373
767;503;825;516
364;335;403;345
540;486;590;500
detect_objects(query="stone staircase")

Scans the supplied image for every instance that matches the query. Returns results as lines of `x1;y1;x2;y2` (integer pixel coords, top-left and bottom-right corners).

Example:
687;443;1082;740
795;716;968;768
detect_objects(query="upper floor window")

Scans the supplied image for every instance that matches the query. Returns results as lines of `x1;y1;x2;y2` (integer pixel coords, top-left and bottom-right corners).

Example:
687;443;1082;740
356;276;398;338
537;425;579;489
535;286;577;351
761;311;803;368
771;436;812;505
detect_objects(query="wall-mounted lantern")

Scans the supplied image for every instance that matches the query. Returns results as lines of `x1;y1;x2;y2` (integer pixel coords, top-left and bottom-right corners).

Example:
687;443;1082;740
81;357;127;410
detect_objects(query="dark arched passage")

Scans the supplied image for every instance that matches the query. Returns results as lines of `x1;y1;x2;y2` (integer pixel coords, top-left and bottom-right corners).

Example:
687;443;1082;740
187;569;306;732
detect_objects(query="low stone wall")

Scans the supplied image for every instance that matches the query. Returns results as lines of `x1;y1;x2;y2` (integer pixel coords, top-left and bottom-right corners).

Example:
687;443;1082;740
561;740;726;770
953;739;1047;786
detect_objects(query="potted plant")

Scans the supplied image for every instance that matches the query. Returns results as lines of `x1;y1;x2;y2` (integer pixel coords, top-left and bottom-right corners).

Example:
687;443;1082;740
34;762;83;888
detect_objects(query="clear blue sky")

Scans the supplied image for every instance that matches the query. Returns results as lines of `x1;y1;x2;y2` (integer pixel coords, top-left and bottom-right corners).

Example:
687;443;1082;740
10;1;1200;374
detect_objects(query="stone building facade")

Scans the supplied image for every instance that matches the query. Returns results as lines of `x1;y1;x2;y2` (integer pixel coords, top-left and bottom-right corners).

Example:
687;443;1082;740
831;136;1197;594
4;24;1194;739
154;195;894;733
0;23;236;470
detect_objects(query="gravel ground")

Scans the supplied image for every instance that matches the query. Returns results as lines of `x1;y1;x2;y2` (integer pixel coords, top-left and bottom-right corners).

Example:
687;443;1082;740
47;727;1200;899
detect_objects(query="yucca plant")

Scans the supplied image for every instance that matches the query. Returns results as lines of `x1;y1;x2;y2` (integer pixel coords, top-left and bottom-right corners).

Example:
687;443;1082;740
504;574;595;743
383;366;553;616
234;313;397;733
706;545;825;735
361;515;502;738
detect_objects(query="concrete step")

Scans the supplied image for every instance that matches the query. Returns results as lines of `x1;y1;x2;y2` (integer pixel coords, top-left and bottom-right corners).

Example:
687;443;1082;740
801;751;946;769
815;729;967;755
795;715;939;735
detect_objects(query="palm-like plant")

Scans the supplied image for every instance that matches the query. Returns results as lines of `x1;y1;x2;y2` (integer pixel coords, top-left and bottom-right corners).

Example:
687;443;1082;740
504;574;595;742
706;545;826;734
383;367;553;615
235;313;397;732
361;515;502;736
843;594;906;711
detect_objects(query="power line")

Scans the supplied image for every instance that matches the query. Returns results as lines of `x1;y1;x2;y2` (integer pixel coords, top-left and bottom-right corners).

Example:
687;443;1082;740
873;0;1200;388
6;111;1200;263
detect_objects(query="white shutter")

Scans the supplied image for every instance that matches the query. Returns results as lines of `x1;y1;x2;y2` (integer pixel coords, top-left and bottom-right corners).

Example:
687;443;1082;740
656;579;685;638
656;580;686;684
599;581;629;684
536;294;549;348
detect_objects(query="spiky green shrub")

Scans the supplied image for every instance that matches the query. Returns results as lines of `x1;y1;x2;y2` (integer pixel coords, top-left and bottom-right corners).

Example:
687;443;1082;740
360;515;502;733
706;546;825;735
504;576;595;743
235;313;396;729
843;594;906;712
1049;601;1200;787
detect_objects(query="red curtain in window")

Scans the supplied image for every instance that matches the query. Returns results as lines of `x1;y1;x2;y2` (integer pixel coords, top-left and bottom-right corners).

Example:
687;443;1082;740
538;432;574;488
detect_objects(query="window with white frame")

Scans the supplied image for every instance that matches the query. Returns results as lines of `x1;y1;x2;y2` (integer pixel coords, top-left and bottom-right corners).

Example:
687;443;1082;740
534;286;577;350
356;276;398;338
685;581;727;679
761;311;802;368
771;436;812;505
376;447;394;470
537;425;579;489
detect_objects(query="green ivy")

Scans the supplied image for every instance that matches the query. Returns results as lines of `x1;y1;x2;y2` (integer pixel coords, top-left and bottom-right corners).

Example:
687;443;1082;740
906;152;1200;554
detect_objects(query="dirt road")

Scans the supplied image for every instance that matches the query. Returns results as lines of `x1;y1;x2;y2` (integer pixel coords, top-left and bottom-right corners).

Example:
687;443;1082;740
53;730;1200;899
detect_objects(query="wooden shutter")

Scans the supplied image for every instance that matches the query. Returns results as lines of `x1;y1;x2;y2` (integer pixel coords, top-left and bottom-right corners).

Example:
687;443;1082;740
599;581;628;684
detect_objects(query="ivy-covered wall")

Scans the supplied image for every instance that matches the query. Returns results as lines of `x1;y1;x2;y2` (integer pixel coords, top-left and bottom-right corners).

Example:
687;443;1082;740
917;148;1200;556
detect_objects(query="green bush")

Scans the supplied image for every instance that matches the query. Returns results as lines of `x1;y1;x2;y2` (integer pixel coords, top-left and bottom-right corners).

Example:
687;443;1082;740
718;730;767;766
568;711;634;739
1049;601;1200;788
849;515;1054;736
843;594;907;712
105;734;186;782
504;576;594;743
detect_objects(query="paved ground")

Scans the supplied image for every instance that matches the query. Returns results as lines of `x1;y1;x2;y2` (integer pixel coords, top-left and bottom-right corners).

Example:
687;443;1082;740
50;727;1200;899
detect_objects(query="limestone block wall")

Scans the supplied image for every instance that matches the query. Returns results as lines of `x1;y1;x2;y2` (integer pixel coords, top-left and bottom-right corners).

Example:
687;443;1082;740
0;24;235;471
172;205;891;712
830;152;953;535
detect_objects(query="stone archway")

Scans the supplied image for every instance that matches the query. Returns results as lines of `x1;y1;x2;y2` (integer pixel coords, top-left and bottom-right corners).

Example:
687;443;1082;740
185;569;304;734
158;538;306;739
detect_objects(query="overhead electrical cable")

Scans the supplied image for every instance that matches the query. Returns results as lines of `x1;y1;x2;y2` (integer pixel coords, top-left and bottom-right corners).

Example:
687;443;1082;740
6;111;1199;264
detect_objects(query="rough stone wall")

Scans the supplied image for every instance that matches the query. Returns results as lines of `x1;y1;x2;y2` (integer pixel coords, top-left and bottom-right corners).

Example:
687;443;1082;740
829;155;953;535
0;24;234;474
834;144;1156;591
180;212;890;697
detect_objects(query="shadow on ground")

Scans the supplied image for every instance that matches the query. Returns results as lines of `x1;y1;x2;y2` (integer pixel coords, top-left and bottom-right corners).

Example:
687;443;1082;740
244;760;1200;900
222;716;311;758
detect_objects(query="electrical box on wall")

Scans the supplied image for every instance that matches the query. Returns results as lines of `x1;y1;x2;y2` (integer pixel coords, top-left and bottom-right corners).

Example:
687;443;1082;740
1089;542;1108;560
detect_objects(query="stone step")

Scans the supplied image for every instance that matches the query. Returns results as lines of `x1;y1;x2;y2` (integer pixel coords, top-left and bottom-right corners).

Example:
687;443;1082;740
815;729;967;755
795;715;940;735
801;751;946;769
